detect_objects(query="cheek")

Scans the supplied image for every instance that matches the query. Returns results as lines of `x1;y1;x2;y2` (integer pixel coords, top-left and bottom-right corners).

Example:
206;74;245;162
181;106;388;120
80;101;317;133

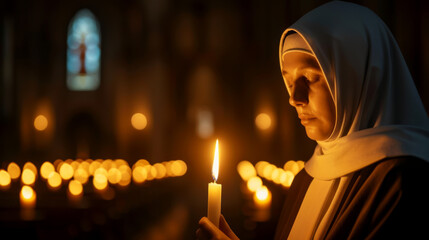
308;90;336;139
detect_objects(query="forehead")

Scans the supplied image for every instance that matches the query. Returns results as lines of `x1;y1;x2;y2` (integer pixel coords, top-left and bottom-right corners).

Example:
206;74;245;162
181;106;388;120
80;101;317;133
281;52;320;73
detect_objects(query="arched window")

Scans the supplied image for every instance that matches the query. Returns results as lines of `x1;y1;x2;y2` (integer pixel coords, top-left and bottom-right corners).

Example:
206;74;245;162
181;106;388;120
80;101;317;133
67;9;101;91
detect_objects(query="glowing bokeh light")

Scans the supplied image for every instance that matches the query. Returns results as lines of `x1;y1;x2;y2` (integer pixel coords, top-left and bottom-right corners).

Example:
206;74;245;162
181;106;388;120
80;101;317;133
118;166;131;186
7;162;21;180
74;168;89;184
133;159;149;169
237;161;256;181
247;176;262;192
254;185;272;207
34;114;48;131
40;162;55;179
262;164;275;180
255;161;269;176
21;169;36;185
153;163;166;179
0;170;11;187
47;172;62;188
146;166;157;180
59;163;74;180
283;161;300;175
255;113;271;130
68;180;83;196
107;168;121;184
281;170;295;188
19;186;36;206
296;160;305;171
132;166;147;184
255;186;269;201
170;160;187;177
23;162;37;175
93;173;108;190
131;113;148;130
89;161;101;175
102;159;114;171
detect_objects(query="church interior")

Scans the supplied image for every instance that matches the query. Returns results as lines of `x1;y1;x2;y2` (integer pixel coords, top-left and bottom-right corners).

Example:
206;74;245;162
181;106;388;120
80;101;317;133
0;0;428;239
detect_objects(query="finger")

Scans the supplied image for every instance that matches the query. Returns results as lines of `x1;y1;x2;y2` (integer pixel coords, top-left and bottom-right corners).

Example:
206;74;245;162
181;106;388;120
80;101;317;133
199;217;231;240
199;217;219;234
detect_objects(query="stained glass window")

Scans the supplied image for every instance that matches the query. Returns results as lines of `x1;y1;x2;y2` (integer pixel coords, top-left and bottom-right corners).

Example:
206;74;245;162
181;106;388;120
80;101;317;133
67;9;101;91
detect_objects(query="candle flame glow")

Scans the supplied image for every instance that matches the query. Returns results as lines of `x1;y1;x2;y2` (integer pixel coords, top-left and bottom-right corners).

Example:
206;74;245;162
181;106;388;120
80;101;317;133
212;139;219;182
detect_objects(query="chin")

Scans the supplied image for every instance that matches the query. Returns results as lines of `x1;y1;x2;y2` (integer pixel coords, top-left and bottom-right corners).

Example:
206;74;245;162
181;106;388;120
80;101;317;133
305;128;328;141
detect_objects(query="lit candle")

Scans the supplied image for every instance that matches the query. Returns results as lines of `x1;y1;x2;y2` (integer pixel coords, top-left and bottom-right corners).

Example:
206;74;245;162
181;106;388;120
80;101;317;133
20;185;36;208
20;185;36;220
207;139;222;227
252;185;272;222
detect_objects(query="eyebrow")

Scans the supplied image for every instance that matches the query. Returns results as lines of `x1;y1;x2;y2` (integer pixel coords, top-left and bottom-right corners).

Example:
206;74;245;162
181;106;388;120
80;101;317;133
282;67;322;76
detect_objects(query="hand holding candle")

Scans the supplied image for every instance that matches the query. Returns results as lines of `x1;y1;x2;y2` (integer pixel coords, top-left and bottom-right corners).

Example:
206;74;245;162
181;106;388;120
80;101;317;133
207;139;222;227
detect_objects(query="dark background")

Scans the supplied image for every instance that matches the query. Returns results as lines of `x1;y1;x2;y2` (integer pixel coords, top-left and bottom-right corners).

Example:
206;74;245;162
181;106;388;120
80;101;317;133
0;0;428;239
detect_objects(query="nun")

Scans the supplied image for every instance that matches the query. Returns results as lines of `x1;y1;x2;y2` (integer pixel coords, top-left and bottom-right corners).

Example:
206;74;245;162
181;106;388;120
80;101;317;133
197;1;429;239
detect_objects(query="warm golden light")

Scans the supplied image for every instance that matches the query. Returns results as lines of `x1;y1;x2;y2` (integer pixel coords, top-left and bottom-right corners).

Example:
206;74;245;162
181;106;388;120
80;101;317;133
131;113;148;130
114;159;128;167
20;185;36;209
297;160;305;171
132;166;147;184
271;168;282;184
133;159;149;169
262;164;275;180
40;161;55;179
256;186;269;201
118;170;131;187
254;186;272;207
255;161;269;176
255;113;271;130
283;161;300;175
34;114;48;131
107;168;121;184
237;161;257;181
59;163;74;180
93;173;108;190
153;163;166;179
146;165;157;180
89;161;101;175
79;161;90;173
47;172;62;189
102;159;114;171
23;162;37;175
0;170;11;187
73;168;89;184
212;139;219;182
281;170;295;188
247;176;262;192
7;162;21;180
170;160;187;177
21;169;36;185
21;185;36;200
68;180;83;196
53;159;63;171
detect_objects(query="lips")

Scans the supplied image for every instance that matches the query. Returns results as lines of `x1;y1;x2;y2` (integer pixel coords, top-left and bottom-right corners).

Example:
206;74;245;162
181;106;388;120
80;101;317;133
298;114;316;125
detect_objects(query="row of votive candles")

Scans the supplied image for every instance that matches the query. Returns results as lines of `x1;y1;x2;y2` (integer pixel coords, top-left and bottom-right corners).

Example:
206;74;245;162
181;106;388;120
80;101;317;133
0;159;188;207
237;160;305;207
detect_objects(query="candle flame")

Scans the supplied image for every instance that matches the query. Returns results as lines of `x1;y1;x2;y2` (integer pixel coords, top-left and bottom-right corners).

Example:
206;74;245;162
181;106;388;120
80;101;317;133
212;139;219;182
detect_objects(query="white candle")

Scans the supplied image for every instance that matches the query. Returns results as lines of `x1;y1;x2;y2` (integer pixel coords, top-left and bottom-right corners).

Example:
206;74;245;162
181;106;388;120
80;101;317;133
207;139;222;227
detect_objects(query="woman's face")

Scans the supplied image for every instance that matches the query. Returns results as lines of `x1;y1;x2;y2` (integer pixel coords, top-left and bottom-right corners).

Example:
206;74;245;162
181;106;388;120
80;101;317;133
281;52;335;141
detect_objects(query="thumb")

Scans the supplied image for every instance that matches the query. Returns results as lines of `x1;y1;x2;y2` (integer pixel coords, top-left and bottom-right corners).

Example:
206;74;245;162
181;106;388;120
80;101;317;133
219;214;239;240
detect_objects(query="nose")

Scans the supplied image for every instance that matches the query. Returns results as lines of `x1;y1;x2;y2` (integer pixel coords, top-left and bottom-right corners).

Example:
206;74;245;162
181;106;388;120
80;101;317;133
289;82;308;107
